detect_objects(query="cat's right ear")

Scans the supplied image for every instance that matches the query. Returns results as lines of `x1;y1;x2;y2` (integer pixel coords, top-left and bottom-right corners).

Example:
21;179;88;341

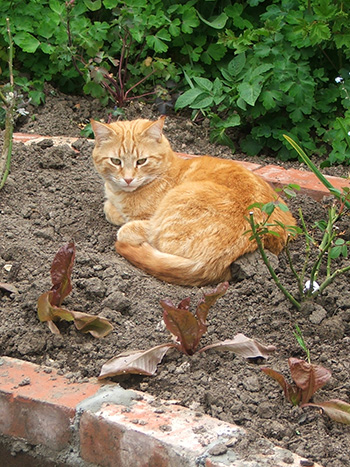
90;120;115;145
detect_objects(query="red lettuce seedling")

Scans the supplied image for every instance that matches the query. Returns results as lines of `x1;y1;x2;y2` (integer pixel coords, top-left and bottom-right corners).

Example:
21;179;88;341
262;357;331;406
99;282;276;379
262;358;350;424
37;241;113;337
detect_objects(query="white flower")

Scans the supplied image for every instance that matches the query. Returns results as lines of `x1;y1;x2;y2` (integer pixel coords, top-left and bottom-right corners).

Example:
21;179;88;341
303;280;320;294
335;76;344;83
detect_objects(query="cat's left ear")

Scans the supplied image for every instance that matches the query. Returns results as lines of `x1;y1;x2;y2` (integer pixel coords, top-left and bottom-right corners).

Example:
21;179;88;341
142;116;166;142
90;119;115;145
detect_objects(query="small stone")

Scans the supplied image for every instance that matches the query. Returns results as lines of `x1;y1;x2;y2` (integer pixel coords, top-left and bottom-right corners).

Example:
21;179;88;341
18;377;31;387
208;443;228;456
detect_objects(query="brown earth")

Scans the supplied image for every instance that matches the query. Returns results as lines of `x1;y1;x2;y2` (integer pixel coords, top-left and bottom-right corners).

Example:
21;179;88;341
1;87;350;467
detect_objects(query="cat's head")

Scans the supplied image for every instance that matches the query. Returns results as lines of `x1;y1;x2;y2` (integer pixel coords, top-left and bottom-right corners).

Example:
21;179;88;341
91;117;171;192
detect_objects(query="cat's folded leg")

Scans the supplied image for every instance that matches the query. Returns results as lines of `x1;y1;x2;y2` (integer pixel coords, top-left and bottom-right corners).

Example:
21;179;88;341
104;200;125;225
117;220;150;246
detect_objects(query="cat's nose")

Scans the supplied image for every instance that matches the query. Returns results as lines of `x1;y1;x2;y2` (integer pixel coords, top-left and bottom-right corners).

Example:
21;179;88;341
124;178;134;185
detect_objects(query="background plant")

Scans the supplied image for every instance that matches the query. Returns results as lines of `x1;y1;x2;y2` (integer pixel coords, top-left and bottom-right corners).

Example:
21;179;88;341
1;0;349;164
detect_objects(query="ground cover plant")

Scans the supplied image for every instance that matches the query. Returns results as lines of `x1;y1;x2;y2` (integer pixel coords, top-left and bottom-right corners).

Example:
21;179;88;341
0;93;349;466
1;0;349;164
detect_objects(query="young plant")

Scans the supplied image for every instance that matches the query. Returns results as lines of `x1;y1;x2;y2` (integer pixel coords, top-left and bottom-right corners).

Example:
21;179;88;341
0;18;15;190
98;282;276;379
246;137;350;310
262;326;350;424
37;241;113;338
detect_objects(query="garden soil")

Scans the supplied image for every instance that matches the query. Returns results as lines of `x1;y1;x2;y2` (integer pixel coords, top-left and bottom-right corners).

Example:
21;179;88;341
1;88;350;467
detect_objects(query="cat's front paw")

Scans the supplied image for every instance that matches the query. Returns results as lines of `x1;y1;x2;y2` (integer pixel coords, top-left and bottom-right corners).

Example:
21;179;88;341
104;200;125;226
117;220;149;246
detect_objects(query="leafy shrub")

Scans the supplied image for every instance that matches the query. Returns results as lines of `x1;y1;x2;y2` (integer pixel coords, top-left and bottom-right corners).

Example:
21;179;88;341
174;0;350;165
1;1;350;164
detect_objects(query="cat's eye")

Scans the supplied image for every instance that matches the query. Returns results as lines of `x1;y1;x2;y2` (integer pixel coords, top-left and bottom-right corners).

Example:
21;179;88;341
110;158;122;166
136;158;147;166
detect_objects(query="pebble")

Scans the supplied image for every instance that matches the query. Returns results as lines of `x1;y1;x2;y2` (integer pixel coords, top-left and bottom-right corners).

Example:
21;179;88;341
208;443;228;456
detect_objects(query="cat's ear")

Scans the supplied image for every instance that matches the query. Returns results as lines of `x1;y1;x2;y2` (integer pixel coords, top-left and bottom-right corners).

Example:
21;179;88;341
90;120;115;145
141;116;166;142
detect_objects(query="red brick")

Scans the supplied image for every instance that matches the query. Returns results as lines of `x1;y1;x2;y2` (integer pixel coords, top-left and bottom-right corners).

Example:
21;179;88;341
256;165;350;201
0;357;100;450
80;411;173;467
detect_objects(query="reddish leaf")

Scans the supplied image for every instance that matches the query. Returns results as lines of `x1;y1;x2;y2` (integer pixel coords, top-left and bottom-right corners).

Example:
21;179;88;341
160;282;228;355
69;310;114;338
50;241;75;306
196;282;229;333
161;301;200;355
199;334;276;359
303;399;350;425
262;367;301;405
98;343;174;379
177;297;191;310
288;358;331;404
37;291;113;338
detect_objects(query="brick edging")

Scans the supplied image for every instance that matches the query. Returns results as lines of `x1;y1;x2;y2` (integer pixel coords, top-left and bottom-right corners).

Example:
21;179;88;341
14;133;350;201
0;357;322;467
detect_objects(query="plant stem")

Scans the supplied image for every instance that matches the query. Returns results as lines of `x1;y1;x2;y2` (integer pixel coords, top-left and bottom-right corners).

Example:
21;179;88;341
313;264;350;297
0;18;15;190
249;212;301;310
285;237;304;297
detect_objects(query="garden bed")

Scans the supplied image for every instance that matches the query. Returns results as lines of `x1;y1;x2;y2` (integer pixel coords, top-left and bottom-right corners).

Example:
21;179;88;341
1;88;349;467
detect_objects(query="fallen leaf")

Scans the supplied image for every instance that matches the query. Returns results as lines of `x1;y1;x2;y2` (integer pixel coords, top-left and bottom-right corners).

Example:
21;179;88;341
98;343;174;379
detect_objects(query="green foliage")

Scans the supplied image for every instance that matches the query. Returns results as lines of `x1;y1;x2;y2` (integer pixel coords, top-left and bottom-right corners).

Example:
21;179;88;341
247;178;350;311
1;1;350;163
173;0;350;164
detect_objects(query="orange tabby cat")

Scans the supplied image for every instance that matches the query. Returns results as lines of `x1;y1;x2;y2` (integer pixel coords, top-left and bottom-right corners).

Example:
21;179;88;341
91;117;296;286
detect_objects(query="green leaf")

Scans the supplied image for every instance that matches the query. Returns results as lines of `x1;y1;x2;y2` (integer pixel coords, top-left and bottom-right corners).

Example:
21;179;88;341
238;82;262;106
49;0;65;15
146;35;169;53
181;8;200;34
84;0;102;11
207;43;226;61
191;93;214;109
13;32;40;53
103;0;118;8
196;11;228;29
192;76;213;92
309;22;331;45
227;53;246;77
175;88;203;110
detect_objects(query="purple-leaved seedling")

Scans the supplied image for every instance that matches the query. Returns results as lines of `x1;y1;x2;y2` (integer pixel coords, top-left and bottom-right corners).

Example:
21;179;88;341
99;282;276;379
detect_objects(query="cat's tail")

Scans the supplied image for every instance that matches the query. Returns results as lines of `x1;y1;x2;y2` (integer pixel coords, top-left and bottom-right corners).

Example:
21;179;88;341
115;241;231;286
